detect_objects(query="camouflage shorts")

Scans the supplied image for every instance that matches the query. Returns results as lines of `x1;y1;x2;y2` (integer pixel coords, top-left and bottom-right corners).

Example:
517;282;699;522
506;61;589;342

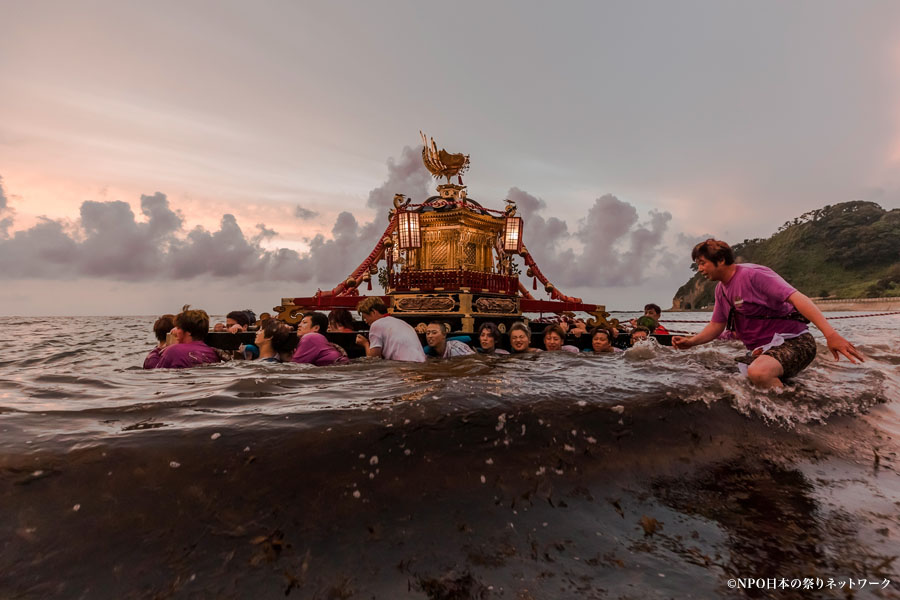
734;332;818;380
763;332;817;380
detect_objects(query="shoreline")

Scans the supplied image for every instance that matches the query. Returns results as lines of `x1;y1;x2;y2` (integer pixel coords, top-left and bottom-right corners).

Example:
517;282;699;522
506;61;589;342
811;299;900;312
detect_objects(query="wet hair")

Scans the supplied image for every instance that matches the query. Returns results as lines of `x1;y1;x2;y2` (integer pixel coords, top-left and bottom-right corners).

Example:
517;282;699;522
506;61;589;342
226;310;251;327
357;296;387;315
543;324;566;341
328;309;354;330
153;314;176;342
426;321;448;335
508;322;532;353
631;326;650;336
509;322;531;337
644;303;662;316
175;308;210;341
691;239;734;266
262;319;297;354
477;322;502;345
302;311;329;333
589;327;611;343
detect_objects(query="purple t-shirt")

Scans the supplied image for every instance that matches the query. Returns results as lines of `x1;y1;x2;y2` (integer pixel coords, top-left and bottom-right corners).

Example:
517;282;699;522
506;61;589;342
711;263;807;350
155;340;221;369
291;332;348;366
143;346;164;369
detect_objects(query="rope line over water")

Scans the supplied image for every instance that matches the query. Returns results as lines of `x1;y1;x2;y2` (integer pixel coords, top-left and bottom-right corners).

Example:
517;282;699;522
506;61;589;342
658;311;900;324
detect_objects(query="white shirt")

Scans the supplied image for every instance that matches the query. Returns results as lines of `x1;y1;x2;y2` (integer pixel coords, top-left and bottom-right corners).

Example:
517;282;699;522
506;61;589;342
369;316;427;362
441;339;476;358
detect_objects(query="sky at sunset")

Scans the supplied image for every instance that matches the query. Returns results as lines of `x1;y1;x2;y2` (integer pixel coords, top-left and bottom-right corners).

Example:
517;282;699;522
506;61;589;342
2;1;900;316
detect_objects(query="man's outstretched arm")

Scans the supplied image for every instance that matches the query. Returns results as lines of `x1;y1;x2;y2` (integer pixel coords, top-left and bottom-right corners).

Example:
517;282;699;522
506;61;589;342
787;291;864;363
672;320;726;349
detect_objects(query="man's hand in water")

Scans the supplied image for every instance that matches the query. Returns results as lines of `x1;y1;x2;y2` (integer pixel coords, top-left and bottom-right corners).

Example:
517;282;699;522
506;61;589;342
671;336;692;349
825;331;865;363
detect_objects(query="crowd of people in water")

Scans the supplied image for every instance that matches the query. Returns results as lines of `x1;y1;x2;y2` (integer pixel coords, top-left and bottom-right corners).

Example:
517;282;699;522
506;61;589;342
142;298;663;370
144;239;865;388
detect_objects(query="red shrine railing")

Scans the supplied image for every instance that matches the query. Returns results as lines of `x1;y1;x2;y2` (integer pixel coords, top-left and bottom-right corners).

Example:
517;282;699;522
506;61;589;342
390;269;518;294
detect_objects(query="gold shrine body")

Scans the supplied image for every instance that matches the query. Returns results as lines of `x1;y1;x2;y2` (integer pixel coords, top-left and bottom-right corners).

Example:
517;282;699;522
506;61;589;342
399;185;502;274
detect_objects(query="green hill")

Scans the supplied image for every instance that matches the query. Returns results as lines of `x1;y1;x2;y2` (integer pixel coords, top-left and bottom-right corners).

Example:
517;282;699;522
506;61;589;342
672;201;900;309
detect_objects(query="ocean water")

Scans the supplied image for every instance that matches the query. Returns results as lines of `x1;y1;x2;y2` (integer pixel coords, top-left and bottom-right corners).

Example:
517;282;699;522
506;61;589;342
0;312;898;599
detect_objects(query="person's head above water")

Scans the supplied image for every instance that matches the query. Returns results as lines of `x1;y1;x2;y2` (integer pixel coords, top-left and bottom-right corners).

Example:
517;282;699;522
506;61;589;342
509;322;533;353
478;322;502;352
425;321;449;352
543;324;567;351
225;310;251;331
356;297;388;325
643;303;662;320
174;308;210;343
255;319;296;356
297;311;329;337
590;327;614;353
153;314;176;343
328;309;355;332
630;326;650;345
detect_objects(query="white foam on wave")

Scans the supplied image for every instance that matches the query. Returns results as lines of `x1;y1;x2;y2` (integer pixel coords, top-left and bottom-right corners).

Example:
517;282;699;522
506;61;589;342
718;360;892;428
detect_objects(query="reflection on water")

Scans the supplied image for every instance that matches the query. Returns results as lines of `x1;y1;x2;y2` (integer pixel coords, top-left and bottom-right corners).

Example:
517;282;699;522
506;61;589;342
0;315;898;598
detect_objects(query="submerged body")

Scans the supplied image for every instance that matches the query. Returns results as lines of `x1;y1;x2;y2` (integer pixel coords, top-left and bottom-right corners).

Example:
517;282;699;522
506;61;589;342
156;340;221;369
291;332;348;366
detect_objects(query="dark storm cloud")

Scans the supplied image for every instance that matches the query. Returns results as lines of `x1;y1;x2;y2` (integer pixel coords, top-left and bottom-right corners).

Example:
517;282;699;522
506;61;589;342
294;205;318;220
0;148;431;284
366;145;432;212
251;223;278;244
0;175;8;211
296;145;432;283
0;150;680;290
140;192;183;239
508;188;675;287
0;175;13;239
0;192;313;282
0;217;79;278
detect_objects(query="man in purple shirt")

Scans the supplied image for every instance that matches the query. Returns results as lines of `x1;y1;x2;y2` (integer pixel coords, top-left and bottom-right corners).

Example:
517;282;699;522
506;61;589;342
143;313;175;369
673;239;863;388
291;312;348;366
155;308;221;369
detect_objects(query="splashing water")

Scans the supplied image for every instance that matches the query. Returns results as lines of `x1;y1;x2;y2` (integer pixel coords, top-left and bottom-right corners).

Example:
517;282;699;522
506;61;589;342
0;314;897;598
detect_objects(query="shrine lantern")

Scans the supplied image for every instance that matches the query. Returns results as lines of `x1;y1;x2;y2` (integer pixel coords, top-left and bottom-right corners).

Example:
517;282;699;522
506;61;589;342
503;216;523;253
397;211;421;249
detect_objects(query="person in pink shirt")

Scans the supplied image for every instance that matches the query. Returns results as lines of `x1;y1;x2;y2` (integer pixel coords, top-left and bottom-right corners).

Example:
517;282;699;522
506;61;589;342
143;313;175;369
673;239;863;388
154;308;221;369
291;312;348;366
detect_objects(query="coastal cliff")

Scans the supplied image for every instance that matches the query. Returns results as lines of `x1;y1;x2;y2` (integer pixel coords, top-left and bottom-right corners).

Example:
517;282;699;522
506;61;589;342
671;201;900;310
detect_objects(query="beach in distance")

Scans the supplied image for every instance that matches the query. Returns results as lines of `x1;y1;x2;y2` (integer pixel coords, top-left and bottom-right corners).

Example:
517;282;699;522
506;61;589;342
669;299;900;313
0;312;898;599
